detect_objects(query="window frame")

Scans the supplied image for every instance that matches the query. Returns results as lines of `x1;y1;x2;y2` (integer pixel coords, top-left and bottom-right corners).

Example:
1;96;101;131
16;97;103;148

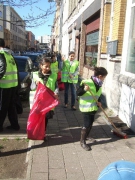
121;0;135;77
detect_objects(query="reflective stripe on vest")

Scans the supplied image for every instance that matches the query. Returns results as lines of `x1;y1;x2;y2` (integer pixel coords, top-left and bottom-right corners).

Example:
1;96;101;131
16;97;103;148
79;102;97;109
79;95;99;101
0;52;18;88
61;60;79;83
79;79;102;112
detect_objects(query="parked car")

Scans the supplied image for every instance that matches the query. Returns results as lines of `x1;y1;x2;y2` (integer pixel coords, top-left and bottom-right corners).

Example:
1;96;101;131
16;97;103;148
13;51;21;56
14;56;33;100
21;53;42;70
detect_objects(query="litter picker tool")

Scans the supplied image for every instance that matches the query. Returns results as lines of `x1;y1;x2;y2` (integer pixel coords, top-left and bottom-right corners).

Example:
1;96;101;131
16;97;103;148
87;86;127;139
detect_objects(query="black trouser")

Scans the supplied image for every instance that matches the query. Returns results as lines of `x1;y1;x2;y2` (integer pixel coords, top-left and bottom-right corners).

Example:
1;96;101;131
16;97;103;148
82;111;97;128
0;87;19;128
45;110;54;130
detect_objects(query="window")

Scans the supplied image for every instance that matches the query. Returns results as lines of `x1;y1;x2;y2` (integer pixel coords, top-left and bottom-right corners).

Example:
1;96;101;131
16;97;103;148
125;5;135;73
121;0;135;76
84;31;99;67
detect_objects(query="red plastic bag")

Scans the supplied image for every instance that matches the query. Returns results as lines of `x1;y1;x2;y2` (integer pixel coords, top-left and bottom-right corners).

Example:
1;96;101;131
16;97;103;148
57;71;65;91
27;112;45;140
27;83;59;140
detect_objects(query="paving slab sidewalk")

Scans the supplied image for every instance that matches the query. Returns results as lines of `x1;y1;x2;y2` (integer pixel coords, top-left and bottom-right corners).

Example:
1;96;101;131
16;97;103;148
0;91;135;180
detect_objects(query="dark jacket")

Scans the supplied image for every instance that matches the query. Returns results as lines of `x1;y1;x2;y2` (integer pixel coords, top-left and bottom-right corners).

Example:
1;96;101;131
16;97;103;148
0;53;6;79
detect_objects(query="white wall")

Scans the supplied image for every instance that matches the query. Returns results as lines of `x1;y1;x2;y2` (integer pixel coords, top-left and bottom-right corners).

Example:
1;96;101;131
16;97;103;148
119;84;135;132
119;0;135;132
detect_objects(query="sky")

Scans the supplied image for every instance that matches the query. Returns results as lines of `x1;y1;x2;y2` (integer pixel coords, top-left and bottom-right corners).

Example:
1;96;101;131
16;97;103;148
14;0;56;39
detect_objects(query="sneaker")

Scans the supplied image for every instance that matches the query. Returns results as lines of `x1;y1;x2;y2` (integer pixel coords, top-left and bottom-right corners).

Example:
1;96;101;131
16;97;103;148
64;104;68;108
71;106;76;111
6;125;20;131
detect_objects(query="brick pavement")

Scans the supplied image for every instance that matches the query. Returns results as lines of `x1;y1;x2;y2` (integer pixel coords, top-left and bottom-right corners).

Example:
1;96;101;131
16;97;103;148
1;91;135;180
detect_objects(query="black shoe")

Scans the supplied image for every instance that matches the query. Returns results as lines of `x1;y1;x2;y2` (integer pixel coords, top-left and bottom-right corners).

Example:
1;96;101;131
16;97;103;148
80;141;91;151
6;125;20;131
0;127;3;132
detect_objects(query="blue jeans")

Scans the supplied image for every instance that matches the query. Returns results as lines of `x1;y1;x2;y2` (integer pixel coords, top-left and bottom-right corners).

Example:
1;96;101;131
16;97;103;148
64;82;76;107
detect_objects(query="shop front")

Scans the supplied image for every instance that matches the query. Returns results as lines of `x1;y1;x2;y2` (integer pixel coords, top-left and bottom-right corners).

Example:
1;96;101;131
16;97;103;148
82;0;101;74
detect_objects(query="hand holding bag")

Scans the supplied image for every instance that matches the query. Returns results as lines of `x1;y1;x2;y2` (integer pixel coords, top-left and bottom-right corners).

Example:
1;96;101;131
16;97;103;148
27;82;59;140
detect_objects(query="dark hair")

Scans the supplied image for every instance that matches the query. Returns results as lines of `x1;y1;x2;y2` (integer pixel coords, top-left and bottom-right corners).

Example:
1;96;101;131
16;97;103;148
39;57;51;65
69;51;75;56
0;38;5;47
94;67;108;76
51;54;56;59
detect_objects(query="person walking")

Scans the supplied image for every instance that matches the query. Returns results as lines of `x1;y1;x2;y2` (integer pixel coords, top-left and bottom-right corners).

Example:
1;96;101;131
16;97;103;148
77;67;108;151
56;52;62;70
61;51;79;110
0;38;20;132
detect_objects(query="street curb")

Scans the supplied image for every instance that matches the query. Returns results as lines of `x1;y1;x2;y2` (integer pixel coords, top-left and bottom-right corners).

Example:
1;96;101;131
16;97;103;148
26;140;35;180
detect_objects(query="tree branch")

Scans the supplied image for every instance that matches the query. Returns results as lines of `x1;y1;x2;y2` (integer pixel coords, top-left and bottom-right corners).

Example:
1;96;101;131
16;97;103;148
0;0;56;27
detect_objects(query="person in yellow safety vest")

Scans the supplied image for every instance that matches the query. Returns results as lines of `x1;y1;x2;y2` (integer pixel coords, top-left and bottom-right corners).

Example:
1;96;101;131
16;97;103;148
61;51;79;110
77;67;108;151
0;38;20;132
50;54;59;74
29;57;59;134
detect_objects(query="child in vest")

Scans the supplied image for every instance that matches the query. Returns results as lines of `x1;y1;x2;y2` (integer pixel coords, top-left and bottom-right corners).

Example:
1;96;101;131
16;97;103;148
31;57;59;133
61;51;79;110
50;54;59;74
77;67;108;151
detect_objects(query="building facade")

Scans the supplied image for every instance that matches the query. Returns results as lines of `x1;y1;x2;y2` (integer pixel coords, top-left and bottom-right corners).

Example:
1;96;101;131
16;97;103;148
0;4;4;39
26;31;35;50
37;35;51;44
3;5;26;51
52;2;61;52
53;0;135;132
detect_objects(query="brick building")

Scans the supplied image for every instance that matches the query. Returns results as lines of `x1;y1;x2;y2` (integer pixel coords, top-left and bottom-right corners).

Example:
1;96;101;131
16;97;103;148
26;31;35;51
